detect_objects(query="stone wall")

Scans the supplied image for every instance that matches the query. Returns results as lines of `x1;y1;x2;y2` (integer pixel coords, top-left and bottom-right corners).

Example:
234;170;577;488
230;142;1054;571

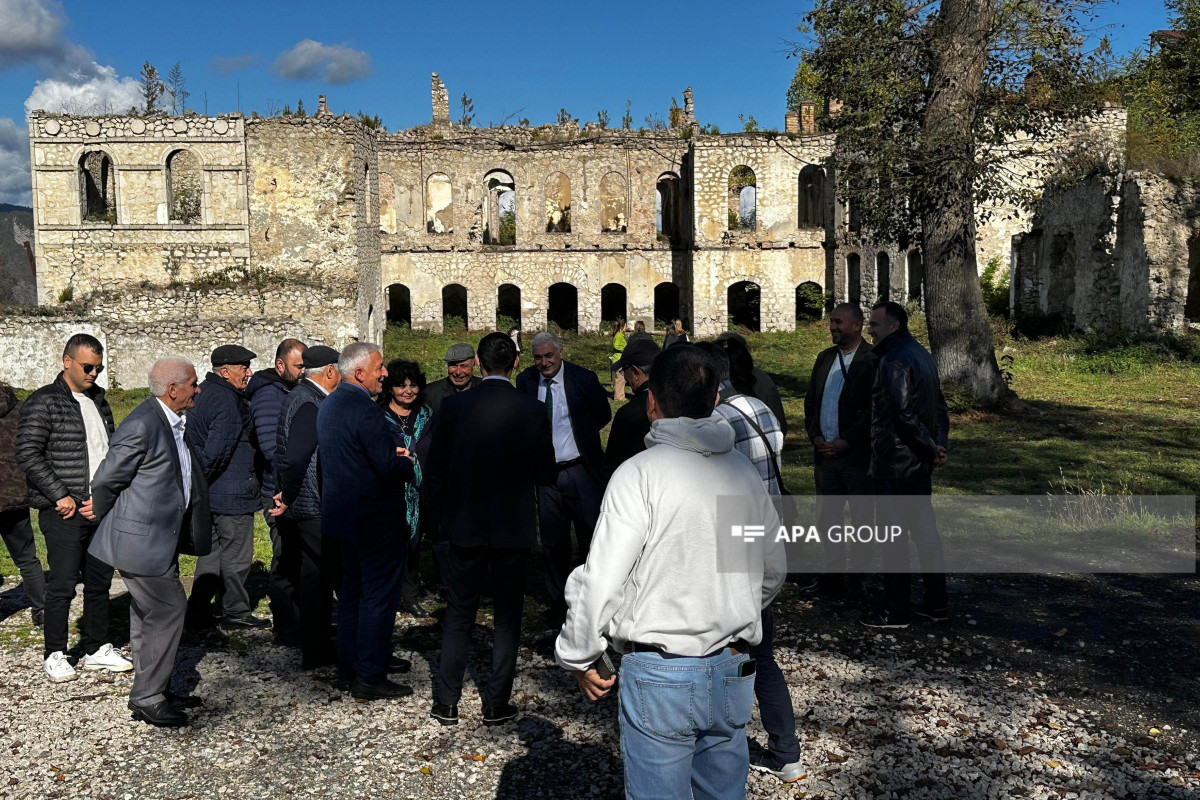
0;316;105;390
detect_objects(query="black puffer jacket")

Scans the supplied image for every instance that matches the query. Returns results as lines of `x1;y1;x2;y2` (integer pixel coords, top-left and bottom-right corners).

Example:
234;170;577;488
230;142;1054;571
869;330;950;480
15;374;115;509
0;383;28;512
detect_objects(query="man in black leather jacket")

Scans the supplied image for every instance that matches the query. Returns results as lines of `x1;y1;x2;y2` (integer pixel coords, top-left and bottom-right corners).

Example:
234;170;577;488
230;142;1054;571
861;302;949;629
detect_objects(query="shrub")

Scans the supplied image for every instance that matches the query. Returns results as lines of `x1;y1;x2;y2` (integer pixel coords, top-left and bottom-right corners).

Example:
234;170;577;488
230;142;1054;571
57;286;73;303
979;256;1010;317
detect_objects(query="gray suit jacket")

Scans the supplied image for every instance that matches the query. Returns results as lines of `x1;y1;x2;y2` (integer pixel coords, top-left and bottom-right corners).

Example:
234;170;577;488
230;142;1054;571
88;398;212;577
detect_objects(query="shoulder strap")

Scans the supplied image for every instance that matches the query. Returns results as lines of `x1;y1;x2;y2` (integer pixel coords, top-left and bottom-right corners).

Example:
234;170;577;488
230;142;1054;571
726;401;786;493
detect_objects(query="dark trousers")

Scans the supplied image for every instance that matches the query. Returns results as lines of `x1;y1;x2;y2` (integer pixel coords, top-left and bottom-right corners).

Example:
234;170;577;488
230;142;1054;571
537;463;602;621
400;528;422;606
265;498;299;644
188;512;255;620
39;509;111;658
0;508;45;614
814;456;875;595
435;544;529;708
123;564;187;706
336;521;405;684
750;604;800;766
281;516;338;661
878;471;947;614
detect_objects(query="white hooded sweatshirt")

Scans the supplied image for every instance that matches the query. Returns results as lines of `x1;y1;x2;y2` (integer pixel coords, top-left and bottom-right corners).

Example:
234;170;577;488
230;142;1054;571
555;412;786;672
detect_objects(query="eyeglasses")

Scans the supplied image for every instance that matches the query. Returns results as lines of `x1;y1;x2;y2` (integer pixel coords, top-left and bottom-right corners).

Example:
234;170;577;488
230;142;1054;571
79;363;104;375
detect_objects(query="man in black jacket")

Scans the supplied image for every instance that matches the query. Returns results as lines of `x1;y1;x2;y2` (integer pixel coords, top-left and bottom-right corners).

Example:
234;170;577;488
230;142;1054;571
0;380;45;629
185;344;269;631
515;331;611;630
861;301;950;629
605;337;659;471
16;333;129;682
425;332;556;726
803;303;876;599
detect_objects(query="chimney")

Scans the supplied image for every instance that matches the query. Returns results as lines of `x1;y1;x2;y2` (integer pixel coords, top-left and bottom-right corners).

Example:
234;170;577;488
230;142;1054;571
316;94;331;116
784;111;800;134
431;73;450;131
800;101;816;134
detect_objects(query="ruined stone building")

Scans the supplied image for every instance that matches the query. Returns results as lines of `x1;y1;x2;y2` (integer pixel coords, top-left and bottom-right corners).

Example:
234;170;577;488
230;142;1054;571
4;74;1137;389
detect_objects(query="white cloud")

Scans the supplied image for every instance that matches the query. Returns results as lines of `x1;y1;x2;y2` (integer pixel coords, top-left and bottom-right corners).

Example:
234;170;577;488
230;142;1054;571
24;62;142;115
0;117;31;206
211;54;256;75
0;0;66;68
274;39;370;84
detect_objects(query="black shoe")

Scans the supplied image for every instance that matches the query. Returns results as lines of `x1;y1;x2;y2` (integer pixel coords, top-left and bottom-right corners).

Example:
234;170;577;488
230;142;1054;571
165;690;202;709
30;608;43;627
431;702;459;726
482;702;519;726
860;608;912;629
222;615;271;630
388;656;412;674
914;606;949;623
129;699;188;727
400;601;431;619
350;678;414;701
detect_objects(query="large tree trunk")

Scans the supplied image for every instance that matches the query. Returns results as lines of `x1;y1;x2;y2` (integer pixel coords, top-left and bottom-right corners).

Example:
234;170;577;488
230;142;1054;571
918;0;1016;407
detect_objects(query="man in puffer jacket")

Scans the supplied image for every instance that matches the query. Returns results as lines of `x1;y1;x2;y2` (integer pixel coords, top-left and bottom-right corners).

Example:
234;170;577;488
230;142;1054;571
16;333;131;683
245;338;305;644
184;344;268;630
0;380;45;628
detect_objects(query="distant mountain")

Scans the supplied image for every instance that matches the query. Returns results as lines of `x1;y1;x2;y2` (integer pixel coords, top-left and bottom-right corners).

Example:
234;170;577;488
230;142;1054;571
0;206;36;304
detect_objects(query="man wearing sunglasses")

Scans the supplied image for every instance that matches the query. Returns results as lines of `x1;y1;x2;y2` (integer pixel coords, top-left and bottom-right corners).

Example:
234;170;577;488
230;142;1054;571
16;333;132;683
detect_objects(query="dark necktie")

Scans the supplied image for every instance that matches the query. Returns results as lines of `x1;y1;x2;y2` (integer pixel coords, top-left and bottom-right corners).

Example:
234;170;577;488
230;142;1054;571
543;377;554;426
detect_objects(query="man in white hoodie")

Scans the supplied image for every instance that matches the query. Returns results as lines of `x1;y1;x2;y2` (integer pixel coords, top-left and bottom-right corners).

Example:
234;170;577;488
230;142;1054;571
556;345;786;800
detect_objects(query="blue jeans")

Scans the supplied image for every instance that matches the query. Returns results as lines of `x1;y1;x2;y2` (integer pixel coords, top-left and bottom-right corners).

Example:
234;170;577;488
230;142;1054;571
619;649;754;800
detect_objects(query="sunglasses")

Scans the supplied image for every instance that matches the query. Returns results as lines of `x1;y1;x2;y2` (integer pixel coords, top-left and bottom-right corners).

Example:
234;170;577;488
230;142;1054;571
78;363;104;375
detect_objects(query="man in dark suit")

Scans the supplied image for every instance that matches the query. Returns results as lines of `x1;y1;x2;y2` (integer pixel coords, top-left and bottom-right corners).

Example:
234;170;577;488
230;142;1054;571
803;303;877;599
605;337;660;471
515;331;611;630
84;356;212;727
425;332;556;726
316;342;415;700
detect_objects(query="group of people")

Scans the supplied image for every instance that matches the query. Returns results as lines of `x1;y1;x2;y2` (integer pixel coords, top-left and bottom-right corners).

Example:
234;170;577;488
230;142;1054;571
0;299;949;800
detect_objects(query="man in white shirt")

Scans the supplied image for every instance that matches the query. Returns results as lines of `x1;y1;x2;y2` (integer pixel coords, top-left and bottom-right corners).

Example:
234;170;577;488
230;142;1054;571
15;333;131;683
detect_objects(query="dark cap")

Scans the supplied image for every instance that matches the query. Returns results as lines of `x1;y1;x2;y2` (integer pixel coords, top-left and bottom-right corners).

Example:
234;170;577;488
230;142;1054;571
616;337;661;370
444;343;475;363
714;331;747;346
211;344;257;366
301;345;340;369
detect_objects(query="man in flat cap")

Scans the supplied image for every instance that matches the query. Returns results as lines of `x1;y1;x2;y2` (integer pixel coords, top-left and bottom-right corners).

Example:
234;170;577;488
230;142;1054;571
185;344;270;631
269;345;342;669
605;336;660;471
424;343;481;415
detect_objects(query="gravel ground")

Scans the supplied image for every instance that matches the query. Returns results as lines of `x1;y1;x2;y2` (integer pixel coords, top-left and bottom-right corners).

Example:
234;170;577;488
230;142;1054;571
0;573;1196;800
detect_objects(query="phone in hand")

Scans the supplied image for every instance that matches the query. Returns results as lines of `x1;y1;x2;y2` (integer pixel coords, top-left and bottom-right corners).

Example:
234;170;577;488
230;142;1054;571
591;651;616;681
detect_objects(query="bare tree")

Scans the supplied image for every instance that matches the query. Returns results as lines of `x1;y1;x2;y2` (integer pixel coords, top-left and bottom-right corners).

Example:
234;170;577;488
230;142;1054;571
167;62;189;115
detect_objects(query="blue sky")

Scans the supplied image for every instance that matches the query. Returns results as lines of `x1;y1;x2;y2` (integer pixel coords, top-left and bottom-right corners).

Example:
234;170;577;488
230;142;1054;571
0;0;1172;205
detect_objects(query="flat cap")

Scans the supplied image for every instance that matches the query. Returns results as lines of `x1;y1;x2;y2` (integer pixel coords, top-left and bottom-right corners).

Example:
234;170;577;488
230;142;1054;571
211;344;257;366
616;337;661;370
444;343;475;363
301;345;340;369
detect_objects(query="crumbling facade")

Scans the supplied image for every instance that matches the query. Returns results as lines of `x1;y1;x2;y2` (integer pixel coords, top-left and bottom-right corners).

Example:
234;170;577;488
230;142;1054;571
11;76;1137;389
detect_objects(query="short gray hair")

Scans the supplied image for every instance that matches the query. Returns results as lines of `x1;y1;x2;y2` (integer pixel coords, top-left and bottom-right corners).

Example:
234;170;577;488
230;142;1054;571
148;356;194;397
530;331;562;352
303;364;340;378
338;342;381;375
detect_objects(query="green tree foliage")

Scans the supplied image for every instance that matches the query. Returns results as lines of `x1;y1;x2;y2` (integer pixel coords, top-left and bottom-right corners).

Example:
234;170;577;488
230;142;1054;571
295;98;307;118
738;114;760;132
139;61;165;114
459;93;475;126
356;110;383;129
801;0;1105;406
596;109;610;128
786;59;819;112
621;100;633;130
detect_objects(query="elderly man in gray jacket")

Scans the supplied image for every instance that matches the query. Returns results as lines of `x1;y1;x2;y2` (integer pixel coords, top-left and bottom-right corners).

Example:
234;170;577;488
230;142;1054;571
84;356;212;728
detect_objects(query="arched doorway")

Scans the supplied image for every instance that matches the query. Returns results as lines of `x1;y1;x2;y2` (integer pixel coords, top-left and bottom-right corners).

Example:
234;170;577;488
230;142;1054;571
548;282;578;332
497;283;521;329
443;283;468;331
907;251;924;307
847;254;862;305
1186;234;1200;322
386;283;411;326
876;252;891;302
654;282;680;326
727;281;761;332
795;281;823;321
601;283;627;324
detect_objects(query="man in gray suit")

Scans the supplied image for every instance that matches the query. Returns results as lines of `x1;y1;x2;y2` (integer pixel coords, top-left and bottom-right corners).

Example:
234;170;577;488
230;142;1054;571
83;356;213;727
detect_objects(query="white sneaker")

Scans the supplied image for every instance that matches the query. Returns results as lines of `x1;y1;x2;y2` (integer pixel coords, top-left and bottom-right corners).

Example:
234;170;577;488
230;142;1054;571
44;651;78;683
750;753;807;783
79;643;133;673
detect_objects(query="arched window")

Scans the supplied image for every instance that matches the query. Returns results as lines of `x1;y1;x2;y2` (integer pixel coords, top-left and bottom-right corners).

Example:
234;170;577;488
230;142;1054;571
727;281;761;332
548;282;578;331
798;165;824;229
876;252;891;301
364;161;373;226
79;151;115;223
654;282;680;325
483;170;516;246
656;172;681;242
386;283;411;326
600;173;627;233
847;254;862;305
497;283;522;328
907;251;924;306
728;167;756;231
601;283;627;324
796;281;823;321
443;283;468;331
545;172;571;233
166;149;201;224
425;173;453;234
